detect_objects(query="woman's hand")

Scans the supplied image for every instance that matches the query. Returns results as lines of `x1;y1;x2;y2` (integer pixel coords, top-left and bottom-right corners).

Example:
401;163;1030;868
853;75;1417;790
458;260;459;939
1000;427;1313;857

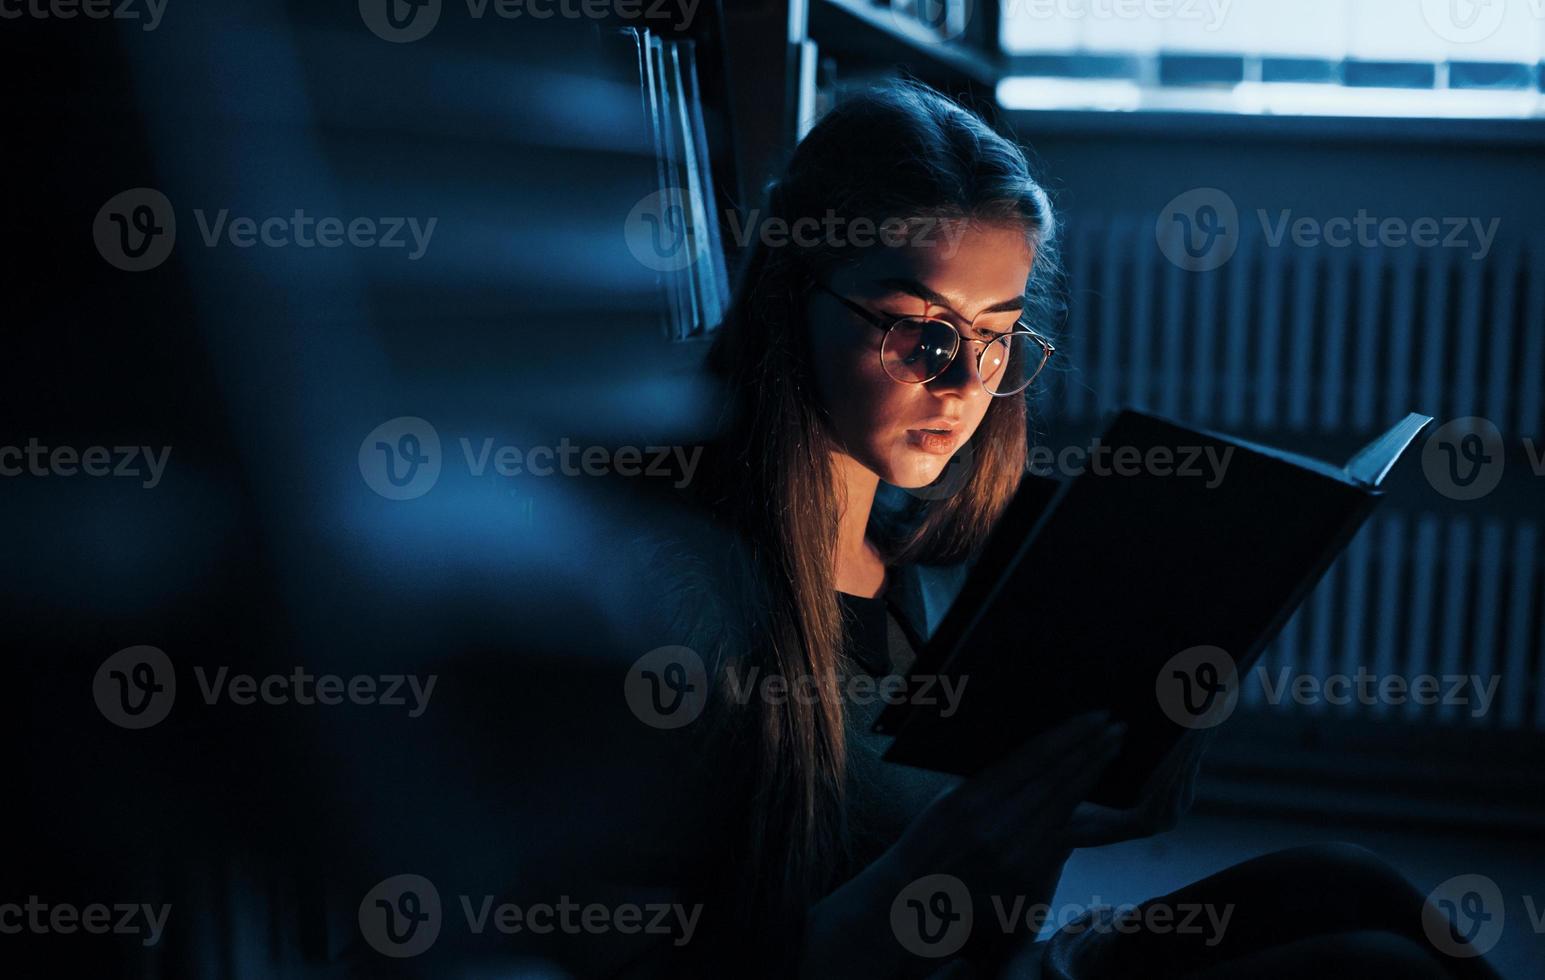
889;711;1127;897
1062;727;1213;850
799;712;1124;979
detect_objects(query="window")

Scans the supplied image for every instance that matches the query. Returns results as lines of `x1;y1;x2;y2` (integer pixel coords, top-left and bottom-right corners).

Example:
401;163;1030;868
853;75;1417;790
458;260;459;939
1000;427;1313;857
998;0;1545;117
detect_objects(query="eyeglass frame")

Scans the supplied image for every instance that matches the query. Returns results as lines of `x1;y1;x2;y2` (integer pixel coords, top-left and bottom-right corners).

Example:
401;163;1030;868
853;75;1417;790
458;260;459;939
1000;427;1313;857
812;280;1056;396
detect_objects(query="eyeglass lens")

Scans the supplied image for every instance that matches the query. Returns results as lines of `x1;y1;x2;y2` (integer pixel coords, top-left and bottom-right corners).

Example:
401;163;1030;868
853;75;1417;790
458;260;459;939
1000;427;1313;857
880;318;1046;395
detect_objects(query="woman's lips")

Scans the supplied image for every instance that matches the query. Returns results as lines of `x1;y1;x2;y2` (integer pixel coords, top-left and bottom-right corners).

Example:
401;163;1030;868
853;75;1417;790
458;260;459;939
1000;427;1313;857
906;427;959;455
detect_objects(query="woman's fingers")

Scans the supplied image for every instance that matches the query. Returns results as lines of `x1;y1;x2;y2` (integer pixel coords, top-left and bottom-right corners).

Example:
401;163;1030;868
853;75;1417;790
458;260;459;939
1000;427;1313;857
1062;802;1131;850
1004;722;1125;826
962;722;1123;852
1006;730;1126;854
967;710;1113;803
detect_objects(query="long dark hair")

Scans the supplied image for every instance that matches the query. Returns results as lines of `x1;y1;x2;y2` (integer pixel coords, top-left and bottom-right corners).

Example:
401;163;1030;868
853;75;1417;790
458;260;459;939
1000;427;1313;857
691;78;1062;970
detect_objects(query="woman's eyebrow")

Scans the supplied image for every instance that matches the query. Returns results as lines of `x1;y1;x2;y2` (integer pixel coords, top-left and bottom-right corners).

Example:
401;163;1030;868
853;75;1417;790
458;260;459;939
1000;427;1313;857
873;276;1027;318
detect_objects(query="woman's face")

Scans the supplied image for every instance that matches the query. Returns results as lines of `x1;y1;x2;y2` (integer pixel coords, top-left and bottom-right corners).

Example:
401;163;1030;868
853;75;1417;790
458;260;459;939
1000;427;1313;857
806;219;1035;489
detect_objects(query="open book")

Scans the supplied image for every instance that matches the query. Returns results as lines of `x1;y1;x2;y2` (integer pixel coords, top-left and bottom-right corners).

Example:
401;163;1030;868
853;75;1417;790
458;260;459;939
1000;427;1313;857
875;408;1433;807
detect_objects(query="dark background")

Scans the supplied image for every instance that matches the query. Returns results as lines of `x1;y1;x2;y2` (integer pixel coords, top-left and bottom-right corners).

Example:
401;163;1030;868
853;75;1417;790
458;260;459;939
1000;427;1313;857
7;1;1543;976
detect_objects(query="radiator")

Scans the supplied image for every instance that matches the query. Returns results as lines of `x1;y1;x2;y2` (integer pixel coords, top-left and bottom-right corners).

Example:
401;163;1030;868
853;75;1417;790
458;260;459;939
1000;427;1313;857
1052;217;1545;730
1057;218;1543;437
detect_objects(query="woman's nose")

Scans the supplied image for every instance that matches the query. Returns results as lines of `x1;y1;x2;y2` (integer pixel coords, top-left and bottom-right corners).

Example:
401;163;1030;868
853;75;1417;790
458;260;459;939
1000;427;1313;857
927;337;986;395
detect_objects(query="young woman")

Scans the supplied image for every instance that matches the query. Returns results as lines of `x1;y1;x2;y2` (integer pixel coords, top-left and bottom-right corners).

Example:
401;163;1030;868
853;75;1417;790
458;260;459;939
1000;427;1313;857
636;80;1502;980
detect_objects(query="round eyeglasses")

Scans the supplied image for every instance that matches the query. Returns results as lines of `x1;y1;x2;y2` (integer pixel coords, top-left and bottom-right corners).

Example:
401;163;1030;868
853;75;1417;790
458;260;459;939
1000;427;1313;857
815;282;1055;397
